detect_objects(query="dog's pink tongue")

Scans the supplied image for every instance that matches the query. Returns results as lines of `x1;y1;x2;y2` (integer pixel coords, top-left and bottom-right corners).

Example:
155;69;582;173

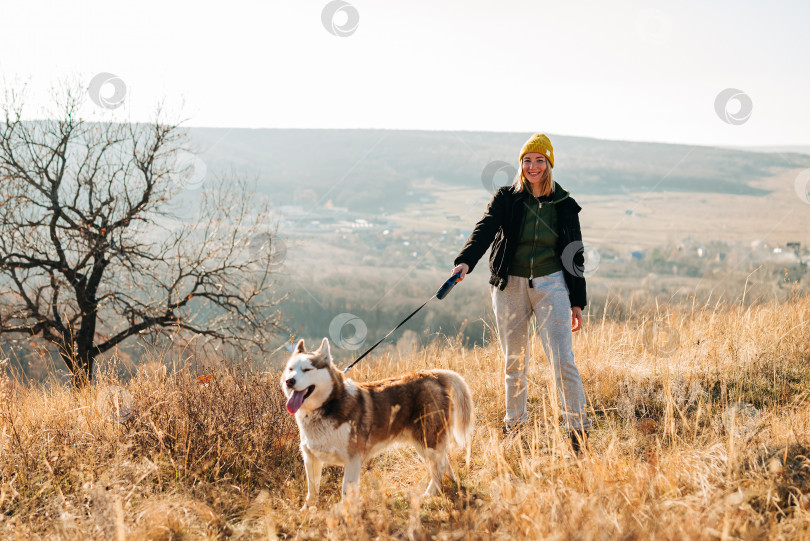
286;390;307;414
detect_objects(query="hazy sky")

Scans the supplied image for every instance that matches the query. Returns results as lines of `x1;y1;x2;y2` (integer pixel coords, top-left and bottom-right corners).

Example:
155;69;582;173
2;0;807;147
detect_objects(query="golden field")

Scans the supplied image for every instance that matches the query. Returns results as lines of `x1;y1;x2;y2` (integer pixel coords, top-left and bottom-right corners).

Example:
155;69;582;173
2;290;810;540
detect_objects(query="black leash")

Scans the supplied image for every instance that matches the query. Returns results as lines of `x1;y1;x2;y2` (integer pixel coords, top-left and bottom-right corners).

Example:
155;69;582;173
342;272;461;374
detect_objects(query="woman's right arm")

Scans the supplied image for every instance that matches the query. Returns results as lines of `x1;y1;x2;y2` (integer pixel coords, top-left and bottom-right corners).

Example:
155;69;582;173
452;189;507;278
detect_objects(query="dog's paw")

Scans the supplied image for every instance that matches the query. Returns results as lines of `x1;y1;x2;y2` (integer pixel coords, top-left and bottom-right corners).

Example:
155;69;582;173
300;502;317;512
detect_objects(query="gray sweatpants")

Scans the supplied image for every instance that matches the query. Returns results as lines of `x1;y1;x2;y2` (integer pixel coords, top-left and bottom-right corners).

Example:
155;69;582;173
491;270;590;430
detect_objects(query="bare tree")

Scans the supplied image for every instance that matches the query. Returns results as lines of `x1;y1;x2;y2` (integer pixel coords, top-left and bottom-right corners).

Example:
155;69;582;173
0;82;284;386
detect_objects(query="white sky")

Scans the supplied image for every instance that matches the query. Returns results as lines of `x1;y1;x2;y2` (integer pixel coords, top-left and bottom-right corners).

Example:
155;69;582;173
1;0;808;147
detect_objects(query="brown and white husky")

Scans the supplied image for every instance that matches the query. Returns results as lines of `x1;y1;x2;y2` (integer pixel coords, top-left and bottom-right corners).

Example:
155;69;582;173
281;337;474;508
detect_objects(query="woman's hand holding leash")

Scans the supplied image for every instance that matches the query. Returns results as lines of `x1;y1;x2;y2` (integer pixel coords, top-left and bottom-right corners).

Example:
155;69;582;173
451;263;469;280
571;306;583;332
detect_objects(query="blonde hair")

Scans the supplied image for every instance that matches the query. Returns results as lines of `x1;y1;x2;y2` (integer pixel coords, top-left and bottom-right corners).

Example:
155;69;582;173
511;156;555;197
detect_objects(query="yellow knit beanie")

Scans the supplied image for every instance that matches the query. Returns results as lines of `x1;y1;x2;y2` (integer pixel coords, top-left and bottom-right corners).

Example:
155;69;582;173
519;133;554;168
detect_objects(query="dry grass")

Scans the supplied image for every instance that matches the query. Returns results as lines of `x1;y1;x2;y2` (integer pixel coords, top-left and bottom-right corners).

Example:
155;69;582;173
2;292;810;540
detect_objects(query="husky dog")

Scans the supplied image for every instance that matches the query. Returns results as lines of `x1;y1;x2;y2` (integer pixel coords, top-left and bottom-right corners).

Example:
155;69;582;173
281;337;474;508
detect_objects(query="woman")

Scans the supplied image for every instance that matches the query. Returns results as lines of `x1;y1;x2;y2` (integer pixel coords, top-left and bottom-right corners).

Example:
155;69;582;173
451;133;591;452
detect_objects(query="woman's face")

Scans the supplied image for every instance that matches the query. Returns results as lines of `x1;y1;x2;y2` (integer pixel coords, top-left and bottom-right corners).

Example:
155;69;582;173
522;152;548;187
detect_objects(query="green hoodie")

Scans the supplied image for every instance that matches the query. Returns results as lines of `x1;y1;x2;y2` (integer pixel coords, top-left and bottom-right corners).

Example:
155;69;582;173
509;183;570;279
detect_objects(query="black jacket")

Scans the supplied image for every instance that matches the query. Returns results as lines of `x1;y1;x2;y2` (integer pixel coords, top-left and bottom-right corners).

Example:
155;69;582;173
454;183;587;309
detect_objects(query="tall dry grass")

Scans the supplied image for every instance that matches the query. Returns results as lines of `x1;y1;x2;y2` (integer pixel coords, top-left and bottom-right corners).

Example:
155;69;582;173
1;291;810;540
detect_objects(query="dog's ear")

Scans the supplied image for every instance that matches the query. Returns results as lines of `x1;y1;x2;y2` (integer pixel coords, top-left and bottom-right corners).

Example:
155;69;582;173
294;338;306;354
317;337;333;364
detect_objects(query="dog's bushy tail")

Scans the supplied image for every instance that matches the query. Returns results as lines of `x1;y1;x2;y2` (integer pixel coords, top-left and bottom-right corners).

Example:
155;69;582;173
437;370;475;449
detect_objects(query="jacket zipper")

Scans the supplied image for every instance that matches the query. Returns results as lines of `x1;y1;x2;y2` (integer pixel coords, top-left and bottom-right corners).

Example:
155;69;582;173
528;199;542;288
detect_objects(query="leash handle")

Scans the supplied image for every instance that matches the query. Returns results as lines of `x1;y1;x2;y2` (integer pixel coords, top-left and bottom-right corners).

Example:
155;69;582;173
436;272;461;300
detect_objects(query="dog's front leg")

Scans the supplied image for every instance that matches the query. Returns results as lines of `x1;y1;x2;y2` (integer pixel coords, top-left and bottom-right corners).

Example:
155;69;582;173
302;447;323;510
341;456;362;501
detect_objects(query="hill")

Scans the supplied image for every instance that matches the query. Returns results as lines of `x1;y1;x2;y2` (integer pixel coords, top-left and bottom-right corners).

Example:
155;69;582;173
188;128;810;213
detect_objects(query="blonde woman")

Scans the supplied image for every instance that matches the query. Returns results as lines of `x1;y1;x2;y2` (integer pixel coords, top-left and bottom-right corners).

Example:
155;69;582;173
451;133;590;452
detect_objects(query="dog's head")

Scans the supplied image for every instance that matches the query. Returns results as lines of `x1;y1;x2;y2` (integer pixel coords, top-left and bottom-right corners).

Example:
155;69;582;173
280;337;341;415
